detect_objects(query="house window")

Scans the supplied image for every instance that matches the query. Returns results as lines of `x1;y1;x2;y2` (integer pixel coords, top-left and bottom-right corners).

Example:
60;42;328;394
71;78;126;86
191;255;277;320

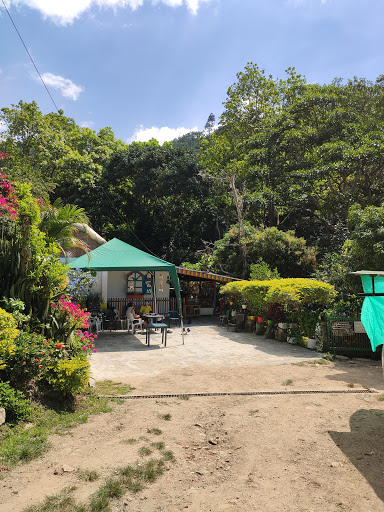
127;272;151;294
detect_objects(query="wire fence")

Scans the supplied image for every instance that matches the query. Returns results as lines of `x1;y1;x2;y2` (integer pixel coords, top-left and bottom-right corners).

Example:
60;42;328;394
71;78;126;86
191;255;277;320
326;313;381;359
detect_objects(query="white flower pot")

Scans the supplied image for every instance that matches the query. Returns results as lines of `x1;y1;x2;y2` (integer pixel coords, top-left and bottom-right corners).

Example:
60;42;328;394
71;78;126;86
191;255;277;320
307;338;317;350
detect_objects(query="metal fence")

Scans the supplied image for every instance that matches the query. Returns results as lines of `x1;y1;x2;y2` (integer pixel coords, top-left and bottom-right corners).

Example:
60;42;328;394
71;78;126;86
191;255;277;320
325;313;381;359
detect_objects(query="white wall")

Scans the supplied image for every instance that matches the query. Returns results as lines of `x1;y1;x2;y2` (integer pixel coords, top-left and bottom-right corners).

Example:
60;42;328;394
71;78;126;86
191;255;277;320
106;271;170;299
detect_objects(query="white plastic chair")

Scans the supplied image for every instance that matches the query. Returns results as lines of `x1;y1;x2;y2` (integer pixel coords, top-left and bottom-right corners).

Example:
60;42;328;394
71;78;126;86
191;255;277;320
89;315;102;335
127;315;144;334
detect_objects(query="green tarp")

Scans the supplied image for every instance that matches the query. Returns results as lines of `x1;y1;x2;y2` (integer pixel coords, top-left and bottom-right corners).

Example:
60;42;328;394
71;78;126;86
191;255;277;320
359;274;384;351
68;238;183;318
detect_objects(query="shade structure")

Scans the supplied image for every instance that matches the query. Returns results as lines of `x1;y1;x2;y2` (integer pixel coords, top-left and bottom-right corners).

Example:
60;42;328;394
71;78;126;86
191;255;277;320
68;238;183;320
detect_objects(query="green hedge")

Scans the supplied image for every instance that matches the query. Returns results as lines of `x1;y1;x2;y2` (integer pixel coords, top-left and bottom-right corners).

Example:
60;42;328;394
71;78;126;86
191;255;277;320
221;278;337;320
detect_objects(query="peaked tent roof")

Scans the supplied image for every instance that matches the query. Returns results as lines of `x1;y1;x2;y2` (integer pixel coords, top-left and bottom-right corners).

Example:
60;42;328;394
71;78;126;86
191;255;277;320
68;238;183;317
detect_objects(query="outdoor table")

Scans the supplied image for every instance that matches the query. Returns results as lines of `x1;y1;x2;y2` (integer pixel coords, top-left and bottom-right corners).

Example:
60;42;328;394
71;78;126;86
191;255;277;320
144;313;165;323
146;322;168;347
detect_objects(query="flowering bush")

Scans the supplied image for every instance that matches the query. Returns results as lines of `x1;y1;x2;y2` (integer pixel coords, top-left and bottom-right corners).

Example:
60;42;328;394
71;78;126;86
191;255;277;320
49;295;90;344
0;327;96;396
0;174;18;220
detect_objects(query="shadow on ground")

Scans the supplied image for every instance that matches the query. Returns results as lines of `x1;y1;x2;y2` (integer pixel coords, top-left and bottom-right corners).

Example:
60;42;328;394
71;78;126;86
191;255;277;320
329;409;384;502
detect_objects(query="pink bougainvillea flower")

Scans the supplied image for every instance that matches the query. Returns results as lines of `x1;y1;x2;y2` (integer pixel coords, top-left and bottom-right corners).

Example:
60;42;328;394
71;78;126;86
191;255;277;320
93;349;97;353
35;359;38;362
23;361;26;365
82;346;87;350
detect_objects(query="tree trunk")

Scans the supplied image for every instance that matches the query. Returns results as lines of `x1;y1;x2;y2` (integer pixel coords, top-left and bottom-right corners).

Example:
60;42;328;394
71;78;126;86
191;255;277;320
229;174;247;279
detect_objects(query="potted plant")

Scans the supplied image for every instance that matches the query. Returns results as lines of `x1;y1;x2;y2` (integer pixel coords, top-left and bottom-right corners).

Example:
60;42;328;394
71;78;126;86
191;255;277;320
299;309;320;350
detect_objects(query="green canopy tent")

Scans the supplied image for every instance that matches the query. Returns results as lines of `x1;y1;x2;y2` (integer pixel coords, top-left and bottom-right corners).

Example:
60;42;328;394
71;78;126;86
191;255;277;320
68;238;184;343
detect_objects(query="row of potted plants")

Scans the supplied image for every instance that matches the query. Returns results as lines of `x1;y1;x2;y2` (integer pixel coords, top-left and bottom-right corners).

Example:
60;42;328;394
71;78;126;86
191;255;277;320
222;278;336;349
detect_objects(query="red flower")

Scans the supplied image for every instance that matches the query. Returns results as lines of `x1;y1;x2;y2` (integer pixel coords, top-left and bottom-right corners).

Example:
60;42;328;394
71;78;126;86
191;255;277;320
56;343;62;349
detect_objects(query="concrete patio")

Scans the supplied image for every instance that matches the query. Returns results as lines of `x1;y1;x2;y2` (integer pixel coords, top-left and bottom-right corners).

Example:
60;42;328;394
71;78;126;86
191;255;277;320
90;317;322;382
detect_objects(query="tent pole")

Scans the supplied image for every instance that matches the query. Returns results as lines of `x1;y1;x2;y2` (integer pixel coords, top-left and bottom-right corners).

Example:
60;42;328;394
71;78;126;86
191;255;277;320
151;271;157;313
180;315;184;345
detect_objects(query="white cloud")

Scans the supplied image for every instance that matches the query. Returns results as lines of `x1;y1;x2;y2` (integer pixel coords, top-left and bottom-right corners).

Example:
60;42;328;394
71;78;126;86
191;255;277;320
40;72;84;100
129;125;198;145
80;121;95;128
3;0;213;24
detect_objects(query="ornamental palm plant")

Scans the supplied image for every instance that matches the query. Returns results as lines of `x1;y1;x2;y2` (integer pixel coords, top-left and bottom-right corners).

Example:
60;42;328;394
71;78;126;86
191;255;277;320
39;199;90;261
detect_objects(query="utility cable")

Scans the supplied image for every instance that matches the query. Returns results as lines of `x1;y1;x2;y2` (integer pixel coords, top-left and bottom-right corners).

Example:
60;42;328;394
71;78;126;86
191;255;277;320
98;185;159;257
1;0;60;113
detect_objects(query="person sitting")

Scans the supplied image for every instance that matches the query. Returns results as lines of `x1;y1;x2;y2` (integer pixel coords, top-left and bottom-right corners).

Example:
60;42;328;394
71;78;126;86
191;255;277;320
140;300;152;317
126;302;144;333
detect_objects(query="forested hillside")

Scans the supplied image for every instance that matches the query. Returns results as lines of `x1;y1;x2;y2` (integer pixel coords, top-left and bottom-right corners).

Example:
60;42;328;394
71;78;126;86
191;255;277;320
2;63;384;296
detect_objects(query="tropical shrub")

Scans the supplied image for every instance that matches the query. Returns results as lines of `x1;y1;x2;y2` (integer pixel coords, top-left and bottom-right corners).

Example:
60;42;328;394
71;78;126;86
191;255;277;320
44;357;91;396
0;382;32;424
0;308;18;370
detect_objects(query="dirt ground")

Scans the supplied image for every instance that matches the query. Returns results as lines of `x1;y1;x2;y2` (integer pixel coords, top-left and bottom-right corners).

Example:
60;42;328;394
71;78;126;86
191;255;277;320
1;358;384;512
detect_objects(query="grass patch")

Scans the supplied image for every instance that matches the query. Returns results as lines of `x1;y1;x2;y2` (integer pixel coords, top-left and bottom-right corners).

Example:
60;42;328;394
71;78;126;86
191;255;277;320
377;394;384;401
120;438;137;445
147;428;162;435
95;380;135;396
138;446;152;456
77;469;99;482
0;390;112;469
347;382;355;388
27;456;174;512
249;409;259;416
160;449;175;462
24;486;86;512
282;379;293;386
158;413;171;421
139;435;149;442
178;395;190;400
151;441;165;450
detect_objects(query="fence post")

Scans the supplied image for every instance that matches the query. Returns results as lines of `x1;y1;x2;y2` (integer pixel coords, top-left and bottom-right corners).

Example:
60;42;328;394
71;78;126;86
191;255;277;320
321;314;329;352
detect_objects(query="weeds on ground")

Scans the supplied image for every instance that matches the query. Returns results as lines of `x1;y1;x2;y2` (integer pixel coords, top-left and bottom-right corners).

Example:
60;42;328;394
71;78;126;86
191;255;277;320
249;410;259;416
282;379;293;386
25;455;175;512
95;380;135;396
23;486;86;512
347;383;355;388
178;395;190;400
151;441;165;450
158;413;171;421
77;469;99;482
0;390;111;469
147;428;162;435
138;446;152;456
376;394;384;401
120;438;137;445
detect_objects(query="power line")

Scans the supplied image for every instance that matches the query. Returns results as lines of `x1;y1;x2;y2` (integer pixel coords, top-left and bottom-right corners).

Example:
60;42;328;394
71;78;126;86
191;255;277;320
99;185;160;257
1;0;60;113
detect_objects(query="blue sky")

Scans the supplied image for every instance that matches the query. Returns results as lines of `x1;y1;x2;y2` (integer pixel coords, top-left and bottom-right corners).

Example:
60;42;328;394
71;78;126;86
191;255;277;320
1;0;384;144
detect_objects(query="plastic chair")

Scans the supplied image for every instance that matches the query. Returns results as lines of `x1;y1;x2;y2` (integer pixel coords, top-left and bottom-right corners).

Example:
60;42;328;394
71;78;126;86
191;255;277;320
127;316;144;334
167;310;180;327
89;315;103;334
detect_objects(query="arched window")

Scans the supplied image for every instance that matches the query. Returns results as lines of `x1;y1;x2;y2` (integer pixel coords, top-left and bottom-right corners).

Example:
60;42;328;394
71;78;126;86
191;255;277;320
127;272;152;294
